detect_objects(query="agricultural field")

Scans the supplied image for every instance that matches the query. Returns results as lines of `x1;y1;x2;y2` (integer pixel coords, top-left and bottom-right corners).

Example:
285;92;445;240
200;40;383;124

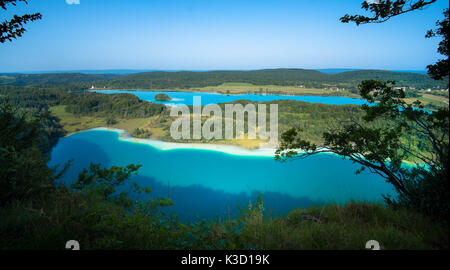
111;82;359;97
405;91;449;108
187;82;358;97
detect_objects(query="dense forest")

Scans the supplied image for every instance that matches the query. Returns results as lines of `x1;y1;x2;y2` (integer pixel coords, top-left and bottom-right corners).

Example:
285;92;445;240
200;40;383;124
0;73;119;87
1;69;446;92
101;69;446;91
64;92;167;118
0;85;166;117
0;85;68;111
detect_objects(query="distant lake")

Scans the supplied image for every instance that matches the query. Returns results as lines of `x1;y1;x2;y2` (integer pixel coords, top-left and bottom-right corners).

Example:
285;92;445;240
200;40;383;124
91;90;370;106
49;129;395;222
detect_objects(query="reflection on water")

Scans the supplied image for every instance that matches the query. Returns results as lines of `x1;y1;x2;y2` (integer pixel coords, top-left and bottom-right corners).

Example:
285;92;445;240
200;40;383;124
125;175;325;221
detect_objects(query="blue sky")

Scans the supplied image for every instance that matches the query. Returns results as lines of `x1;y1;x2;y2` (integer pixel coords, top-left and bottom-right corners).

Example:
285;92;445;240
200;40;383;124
0;0;448;72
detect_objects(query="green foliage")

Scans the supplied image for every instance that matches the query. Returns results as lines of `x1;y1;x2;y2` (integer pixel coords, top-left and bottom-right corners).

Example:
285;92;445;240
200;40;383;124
0;102;447;249
0;0;447;250
1;190;447;249
0;87;67;154
0;73;120;87
0;85;168;121
341;1;448;84
426;9;449;81
35;110;66;155
154;93;172;101
72;163;142;199
106;116;118;125
0;85;69;111
277;1;449;221
98;69;444;91
233;100;365;144
276;80;449;220
0;0;42;43
340;0;437;25
0;69;445;95
132;127;152;138
406;90;421;98
64;92;167;119
0;102;58;206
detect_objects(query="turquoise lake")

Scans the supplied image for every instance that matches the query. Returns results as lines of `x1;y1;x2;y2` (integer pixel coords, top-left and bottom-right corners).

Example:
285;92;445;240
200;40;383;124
49;129;395;222
92;90;370;106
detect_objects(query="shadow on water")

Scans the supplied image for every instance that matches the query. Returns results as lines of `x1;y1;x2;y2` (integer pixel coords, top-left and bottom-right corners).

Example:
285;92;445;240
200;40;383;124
48;136;323;222
130;175;325;222
50;130;394;223
48;138;111;184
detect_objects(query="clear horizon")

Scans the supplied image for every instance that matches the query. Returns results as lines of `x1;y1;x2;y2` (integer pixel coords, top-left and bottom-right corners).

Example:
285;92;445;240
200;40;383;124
0;67;429;75
0;0;448;73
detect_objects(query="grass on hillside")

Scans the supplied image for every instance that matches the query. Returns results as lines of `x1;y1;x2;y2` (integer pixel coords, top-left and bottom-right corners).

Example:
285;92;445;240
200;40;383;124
50;105;268;149
50;105;107;134
405;95;449;108
0;195;447;250
190;83;359;97
421;93;449;104
418;95;449;107
100;82;360;97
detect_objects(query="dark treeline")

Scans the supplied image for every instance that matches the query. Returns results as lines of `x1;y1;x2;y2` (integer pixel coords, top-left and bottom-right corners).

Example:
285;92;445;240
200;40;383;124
0;85;167;119
97;69;447;91
0;85;68;111
1;69;446;92
64;92;167;118
0;73;119;87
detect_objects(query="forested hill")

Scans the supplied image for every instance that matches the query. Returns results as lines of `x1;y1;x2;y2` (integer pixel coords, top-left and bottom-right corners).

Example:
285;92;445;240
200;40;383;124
0;69;446;90
92;69;448;90
0;73;120;87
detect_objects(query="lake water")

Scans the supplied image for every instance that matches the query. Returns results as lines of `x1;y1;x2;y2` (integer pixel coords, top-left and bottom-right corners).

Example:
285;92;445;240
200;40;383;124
49;129;395;222
91;90;370;106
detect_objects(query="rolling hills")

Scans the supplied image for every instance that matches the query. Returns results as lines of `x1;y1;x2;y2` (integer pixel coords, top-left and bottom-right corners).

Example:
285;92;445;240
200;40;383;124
0;69;446;91
98;69;447;91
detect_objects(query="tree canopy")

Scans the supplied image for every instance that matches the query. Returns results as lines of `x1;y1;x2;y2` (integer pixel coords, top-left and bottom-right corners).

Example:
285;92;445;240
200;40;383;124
277;0;449;221
425;9;449;80
0;0;42;43
340;0;437;25
341;1;448;83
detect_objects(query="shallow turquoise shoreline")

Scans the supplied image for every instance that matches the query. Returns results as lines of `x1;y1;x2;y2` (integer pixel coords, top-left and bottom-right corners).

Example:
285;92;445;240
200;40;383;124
91;90;369;107
52;128;398;221
84;127;292;157
72;127;421;168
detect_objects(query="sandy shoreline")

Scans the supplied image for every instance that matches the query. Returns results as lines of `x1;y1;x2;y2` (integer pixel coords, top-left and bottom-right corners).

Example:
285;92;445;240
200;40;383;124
87;127;278;157
66;127;423;166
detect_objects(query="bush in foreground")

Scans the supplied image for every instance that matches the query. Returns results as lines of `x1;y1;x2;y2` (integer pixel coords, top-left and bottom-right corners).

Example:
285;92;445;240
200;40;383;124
0;165;447;250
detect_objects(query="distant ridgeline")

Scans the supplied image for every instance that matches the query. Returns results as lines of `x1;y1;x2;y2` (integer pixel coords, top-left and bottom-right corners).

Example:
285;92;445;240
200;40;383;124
0;73;119;87
0;69;446;91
